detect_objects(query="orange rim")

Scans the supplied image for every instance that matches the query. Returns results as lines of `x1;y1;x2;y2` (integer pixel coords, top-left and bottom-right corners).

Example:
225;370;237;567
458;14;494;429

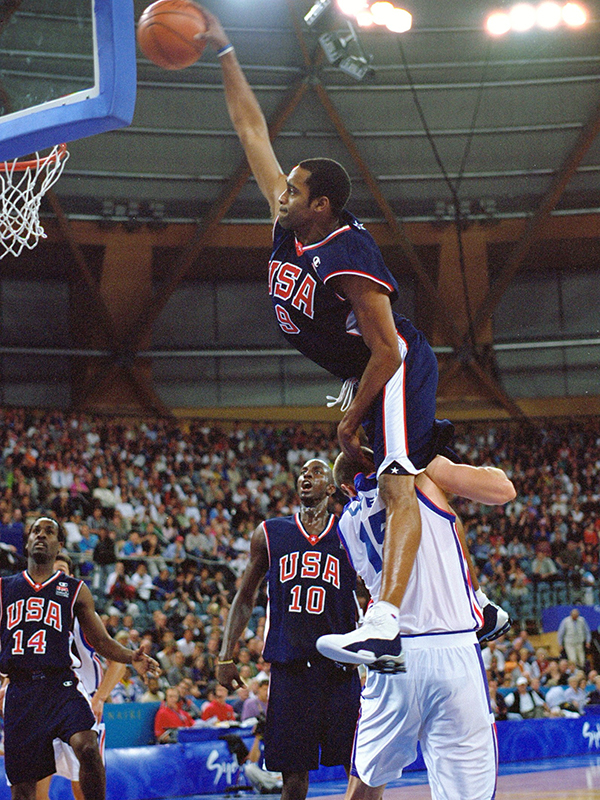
0;142;68;172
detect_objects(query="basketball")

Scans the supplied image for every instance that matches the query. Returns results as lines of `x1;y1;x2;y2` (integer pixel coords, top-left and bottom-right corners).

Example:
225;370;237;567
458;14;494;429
137;0;207;71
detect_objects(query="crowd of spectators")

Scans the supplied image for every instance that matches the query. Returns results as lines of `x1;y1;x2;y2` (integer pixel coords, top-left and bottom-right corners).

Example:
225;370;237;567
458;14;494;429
1;408;600;729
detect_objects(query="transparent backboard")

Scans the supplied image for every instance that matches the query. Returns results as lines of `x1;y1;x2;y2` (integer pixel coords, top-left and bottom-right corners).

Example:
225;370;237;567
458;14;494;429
0;0;137;161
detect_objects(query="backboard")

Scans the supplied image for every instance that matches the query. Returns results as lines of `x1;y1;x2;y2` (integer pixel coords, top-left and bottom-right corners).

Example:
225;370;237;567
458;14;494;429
0;0;137;162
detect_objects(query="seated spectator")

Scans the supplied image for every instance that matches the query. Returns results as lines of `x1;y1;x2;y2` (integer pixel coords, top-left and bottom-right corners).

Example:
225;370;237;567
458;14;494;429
531;550;559;583
93;526;116;589
92;476;118;513
154;686;195;743
481;640;505;673
120;529;145;560
105;561;137;614
177;677;204;719
110;665;146;703
191;653;213;692
185;521;212;557
201;681;236;723
130;561;156;605
563;673;588;712
140;675;165;703
167;650;192;687
545;683;567;713
504;676;549;719
163;535;187;566
75;522;99;578
157;636;179;674
152;566;177;608
63;509;83;549
241;678;269;722
177;628;197;660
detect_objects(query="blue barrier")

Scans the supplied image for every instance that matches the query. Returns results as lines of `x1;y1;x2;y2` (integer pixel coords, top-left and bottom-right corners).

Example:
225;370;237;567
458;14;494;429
103;702;159;748
2;711;600;799
541;603;600;633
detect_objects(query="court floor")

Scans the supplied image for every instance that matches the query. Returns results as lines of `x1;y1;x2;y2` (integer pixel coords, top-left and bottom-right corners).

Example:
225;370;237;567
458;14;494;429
304;755;600;800
160;754;600;800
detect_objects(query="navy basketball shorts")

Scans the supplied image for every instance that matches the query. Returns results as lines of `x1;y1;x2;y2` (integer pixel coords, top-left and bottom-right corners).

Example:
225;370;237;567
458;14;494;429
362;328;440;477
263;657;361;773
4;673;96;785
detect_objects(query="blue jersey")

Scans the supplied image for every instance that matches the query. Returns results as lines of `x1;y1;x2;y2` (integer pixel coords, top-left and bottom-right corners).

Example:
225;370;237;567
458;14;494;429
262;514;357;663
270;212;423;380
0;570;83;679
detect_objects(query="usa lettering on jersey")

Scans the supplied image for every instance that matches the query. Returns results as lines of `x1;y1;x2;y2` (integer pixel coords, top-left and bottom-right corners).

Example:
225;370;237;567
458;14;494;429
6;597;63;655
269;259;316;331
278;551;341;616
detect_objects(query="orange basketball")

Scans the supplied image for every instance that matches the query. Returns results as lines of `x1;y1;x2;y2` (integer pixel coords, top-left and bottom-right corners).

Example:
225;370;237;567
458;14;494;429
137;0;207;70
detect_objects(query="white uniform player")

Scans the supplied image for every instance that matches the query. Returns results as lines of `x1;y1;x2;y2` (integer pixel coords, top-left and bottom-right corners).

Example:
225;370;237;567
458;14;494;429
52;617;106;781
320;467;498;800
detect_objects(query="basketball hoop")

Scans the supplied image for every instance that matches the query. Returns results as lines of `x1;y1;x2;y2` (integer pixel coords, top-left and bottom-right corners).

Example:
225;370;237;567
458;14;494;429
0;143;70;259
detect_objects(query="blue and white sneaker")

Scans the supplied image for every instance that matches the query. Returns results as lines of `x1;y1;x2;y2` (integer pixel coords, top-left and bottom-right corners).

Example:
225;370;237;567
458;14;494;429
317;601;406;673
477;600;511;643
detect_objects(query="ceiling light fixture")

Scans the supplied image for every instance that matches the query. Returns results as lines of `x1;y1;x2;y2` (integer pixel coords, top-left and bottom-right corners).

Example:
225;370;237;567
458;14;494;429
304;0;332;28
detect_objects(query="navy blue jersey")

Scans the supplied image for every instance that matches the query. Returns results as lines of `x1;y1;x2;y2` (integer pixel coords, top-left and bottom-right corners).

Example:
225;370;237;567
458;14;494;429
269;211;422;380
0;570;83;678
262;514;357;663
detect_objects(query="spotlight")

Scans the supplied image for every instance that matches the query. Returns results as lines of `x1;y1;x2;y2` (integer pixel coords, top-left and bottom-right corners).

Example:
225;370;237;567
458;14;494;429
509;3;536;30
486;10;511;34
356;9;375;26
385;6;412;32
563;2;587;26
304;0;332;28
339;55;375;80
336;0;368;15
537;1;562;28
319;28;356;64
370;1;395;25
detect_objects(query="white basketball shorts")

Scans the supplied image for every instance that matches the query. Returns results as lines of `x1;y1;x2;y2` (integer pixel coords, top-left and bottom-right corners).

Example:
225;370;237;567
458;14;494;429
352;632;497;800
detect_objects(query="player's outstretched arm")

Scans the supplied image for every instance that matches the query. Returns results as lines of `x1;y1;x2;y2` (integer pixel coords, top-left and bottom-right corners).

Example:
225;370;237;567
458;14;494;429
197;5;286;218
425;455;516;506
74;583;159;675
217;523;269;691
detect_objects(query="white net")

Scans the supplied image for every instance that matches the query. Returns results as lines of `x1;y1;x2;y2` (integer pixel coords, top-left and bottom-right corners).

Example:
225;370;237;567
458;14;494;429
0;144;70;259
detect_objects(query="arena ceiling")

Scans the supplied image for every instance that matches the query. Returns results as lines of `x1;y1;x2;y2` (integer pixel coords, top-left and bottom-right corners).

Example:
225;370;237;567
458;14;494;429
64;0;600;224
1;0;600;420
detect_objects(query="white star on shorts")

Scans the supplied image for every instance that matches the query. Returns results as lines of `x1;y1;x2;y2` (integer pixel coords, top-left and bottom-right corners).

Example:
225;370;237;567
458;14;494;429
390;467;399;474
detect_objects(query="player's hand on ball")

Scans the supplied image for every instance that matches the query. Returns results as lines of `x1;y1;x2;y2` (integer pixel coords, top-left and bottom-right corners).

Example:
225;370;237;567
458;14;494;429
193;5;229;50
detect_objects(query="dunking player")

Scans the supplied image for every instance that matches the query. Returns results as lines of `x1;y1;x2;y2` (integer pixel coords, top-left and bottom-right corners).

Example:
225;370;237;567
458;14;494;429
35;551;126;800
317;451;515;800
200;7;448;670
0;518;158;800
216;459;361;800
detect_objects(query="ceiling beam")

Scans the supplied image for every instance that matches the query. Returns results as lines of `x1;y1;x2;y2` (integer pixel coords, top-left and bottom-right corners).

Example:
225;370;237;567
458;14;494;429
312;81;464;351
469;94;600;342
46;190;172;415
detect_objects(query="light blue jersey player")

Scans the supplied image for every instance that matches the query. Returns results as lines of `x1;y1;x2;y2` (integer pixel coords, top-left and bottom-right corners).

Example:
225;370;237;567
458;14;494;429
318;452;514;800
